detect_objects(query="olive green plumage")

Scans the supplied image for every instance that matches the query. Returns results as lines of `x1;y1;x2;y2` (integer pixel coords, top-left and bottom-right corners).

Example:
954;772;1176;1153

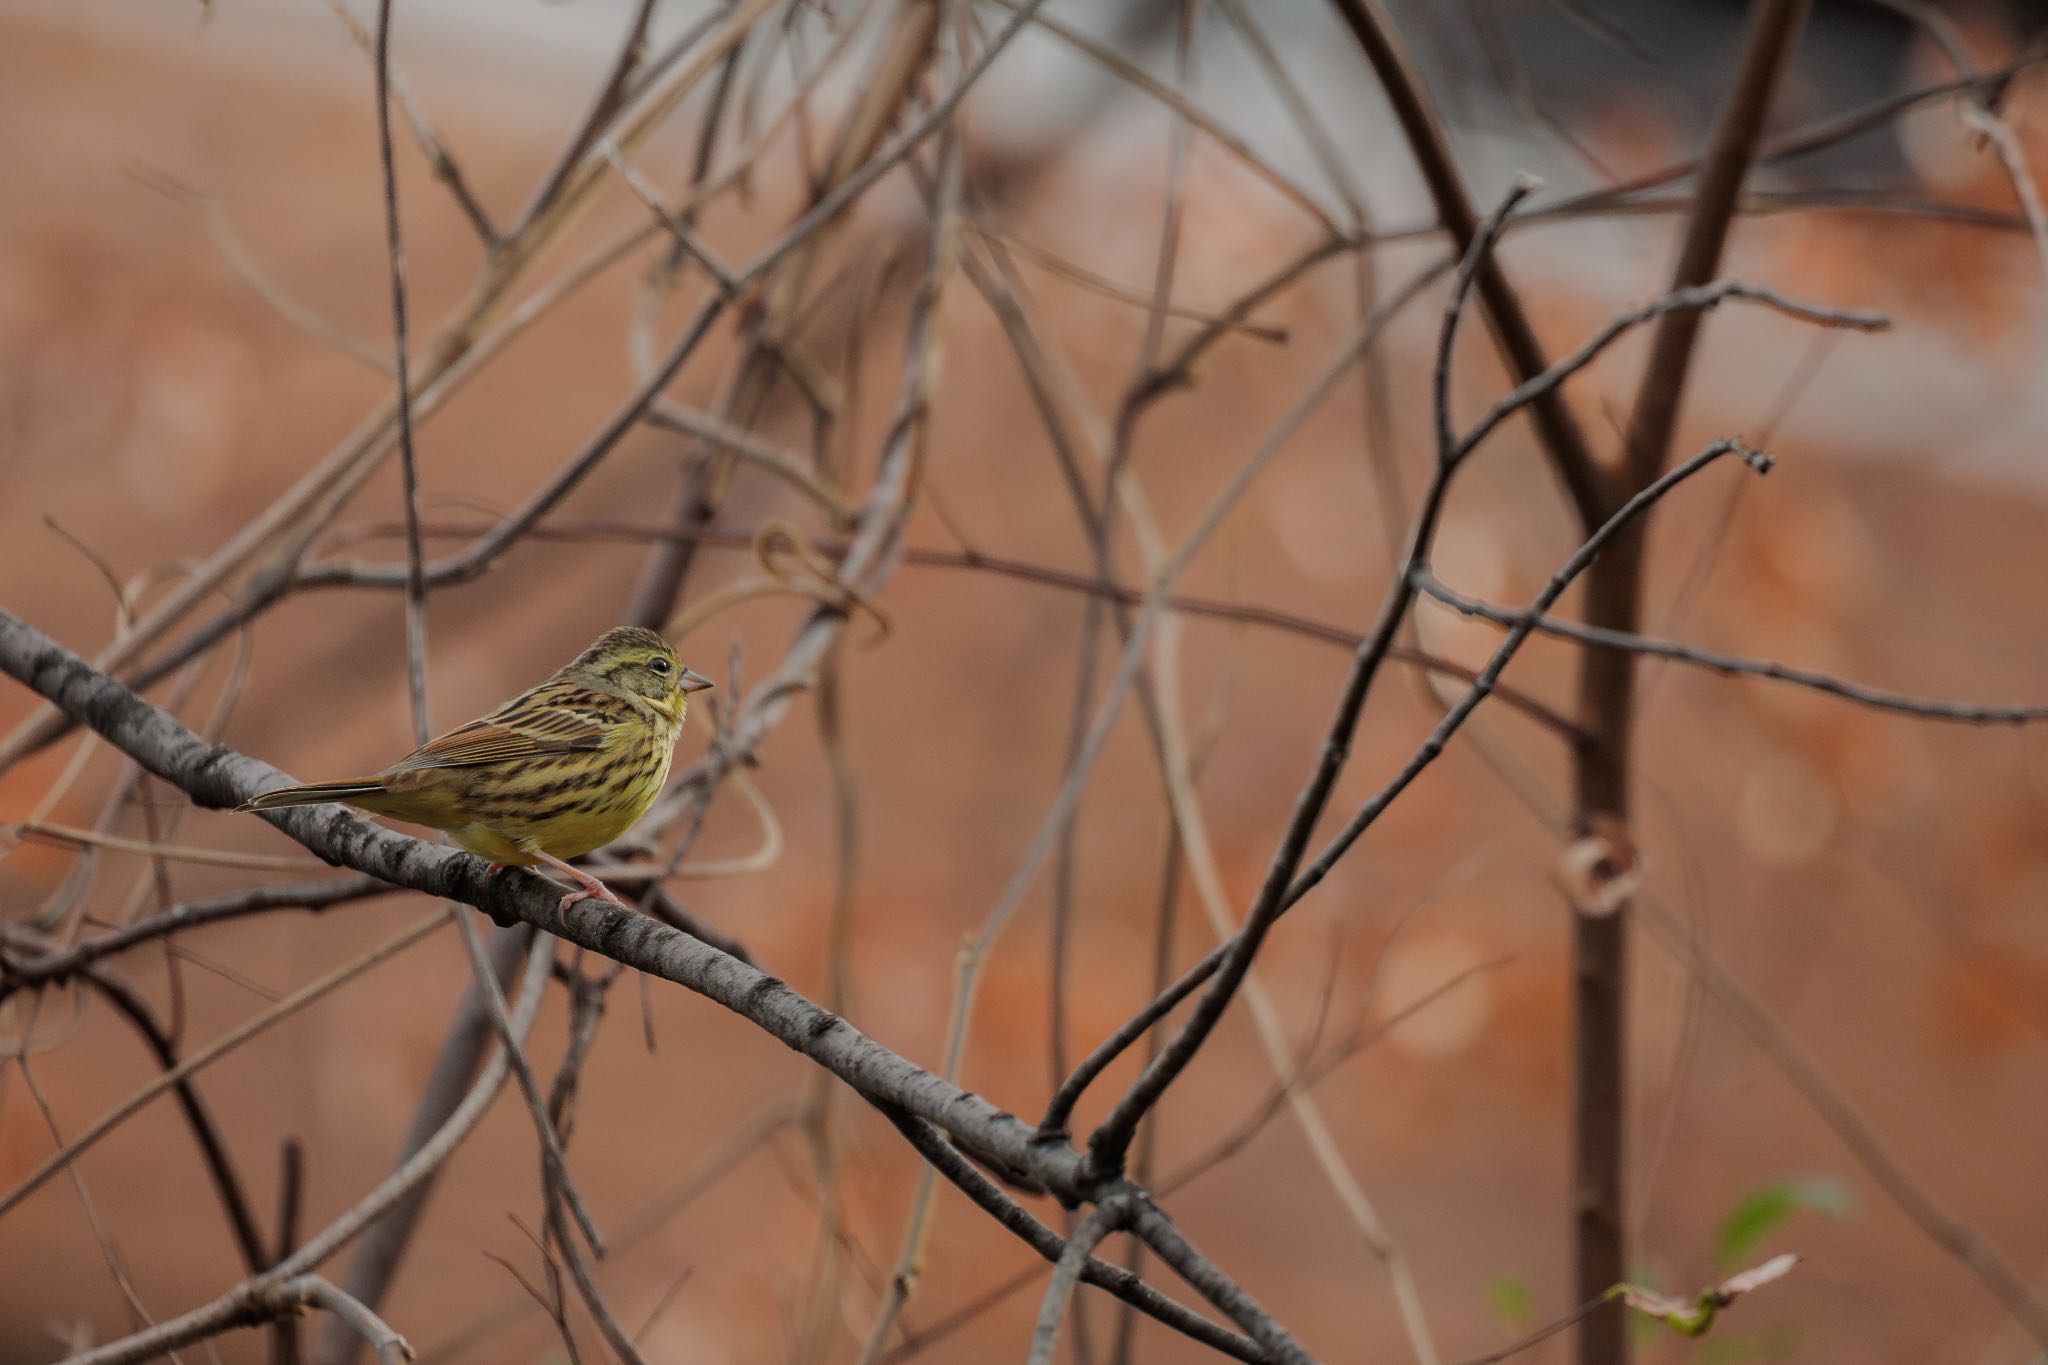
239;626;712;908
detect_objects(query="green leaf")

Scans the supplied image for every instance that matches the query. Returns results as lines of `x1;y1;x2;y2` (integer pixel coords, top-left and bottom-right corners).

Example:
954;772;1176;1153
1486;1275;1534;1326
1717;1176;1853;1267
1613;1255;1799;1342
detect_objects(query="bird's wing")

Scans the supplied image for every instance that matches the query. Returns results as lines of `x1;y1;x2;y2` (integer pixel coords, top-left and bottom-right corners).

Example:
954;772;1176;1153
384;702;612;773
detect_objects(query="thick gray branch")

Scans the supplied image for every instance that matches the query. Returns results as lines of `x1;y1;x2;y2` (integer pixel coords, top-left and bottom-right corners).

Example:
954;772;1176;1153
0;609;1088;1203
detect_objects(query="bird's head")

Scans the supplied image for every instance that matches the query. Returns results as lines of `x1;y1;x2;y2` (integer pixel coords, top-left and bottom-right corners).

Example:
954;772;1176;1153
566;625;713;722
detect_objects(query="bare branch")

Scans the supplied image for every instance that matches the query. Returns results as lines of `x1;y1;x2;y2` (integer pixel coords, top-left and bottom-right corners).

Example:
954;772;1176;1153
309;927;530;1365
448;914;606;1255
1634;894;2048;1348
1088;439;1770;1174
0;611;1076;1193
1324;0;1610;528
74;968;271;1277
371;0;432;745
1085;181;1538;1177
1571;8;1812;1357
293;1278;415;1365
1129;1202;1310;1364
71;937;553;1365
1452;282;1887;465
1028;1194;1134;1365
873;1109;1265;1363
2;876;394;994
1414;572;2048;726
1;912;450;1224
65;1274;417;1365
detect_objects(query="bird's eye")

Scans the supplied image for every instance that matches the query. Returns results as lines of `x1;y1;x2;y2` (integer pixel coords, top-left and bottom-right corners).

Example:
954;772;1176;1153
649;657;672;676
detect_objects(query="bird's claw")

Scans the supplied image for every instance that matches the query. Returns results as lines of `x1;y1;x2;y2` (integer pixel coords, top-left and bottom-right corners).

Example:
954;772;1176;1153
555;879;627;914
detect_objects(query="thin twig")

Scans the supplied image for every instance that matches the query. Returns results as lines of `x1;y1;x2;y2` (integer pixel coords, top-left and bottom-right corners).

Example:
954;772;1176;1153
15;1043;165;1344
980;0;1339;231
533;968;648;1365
293;1278;415;1365
873;1109;1265;1363
2;876;394;995
311;927;530;1365
796;641;860;1363
1451;281;1886;465
973;222;1289;342
273;1139;306;1365
1634;894;2048;1348
1568;8;1811;1357
419;1104;801;1363
1084;180;1539;1178
371;0;431;746
1128;1202;1309;1364
1111;821;1183;1365
1449;1294;1608;1365
0;913;450;1223
1029;1195;1134;1365
297;516;1596;743
449;913;607;1255
64;939;549;1365
317;0;496;244
75;969;271;1276
1159;957;1512;1195
1414;572;2048;726
512;0;661;233
8;822;328;873
1324;0;1609;528
1090;436;1771;1174
852;103;965;1365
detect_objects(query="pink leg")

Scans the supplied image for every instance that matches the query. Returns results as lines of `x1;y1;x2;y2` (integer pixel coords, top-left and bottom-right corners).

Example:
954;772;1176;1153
531;851;625;912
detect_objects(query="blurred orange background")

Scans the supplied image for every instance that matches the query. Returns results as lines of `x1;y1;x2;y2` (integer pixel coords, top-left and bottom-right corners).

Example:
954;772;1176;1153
5;2;2048;1362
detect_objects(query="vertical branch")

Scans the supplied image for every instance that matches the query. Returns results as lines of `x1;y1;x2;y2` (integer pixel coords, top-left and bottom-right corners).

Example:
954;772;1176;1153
512;0;661;233
373;0;431;744
1110;828;1182;1365
1323;0;1610;530
1317;6;1808;1361
450;912;606;1255
272;1140;306;1365
1047;17;1200;1361
1085;182;1535;1180
797;642;859;1363
964;229;1448;1363
15;1042;159;1337
1615;1;1811;495
851;106;964;1365
64;938;555;1365
1029;1195;1134;1365
310;928;531;1365
1570;5;1810;1361
77;970;270;1278
622;27;751;633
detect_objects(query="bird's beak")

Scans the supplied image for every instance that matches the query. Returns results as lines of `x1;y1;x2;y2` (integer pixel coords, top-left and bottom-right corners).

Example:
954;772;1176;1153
678;667;715;693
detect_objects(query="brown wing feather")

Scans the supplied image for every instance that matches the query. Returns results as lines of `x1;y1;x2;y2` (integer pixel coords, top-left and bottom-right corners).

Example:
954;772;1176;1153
384;696;612;774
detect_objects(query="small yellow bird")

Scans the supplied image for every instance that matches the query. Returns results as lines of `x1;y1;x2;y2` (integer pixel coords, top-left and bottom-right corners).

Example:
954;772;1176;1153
239;626;712;909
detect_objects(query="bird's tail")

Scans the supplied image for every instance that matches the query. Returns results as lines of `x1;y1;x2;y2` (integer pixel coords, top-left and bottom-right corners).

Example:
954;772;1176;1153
237;779;388;813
